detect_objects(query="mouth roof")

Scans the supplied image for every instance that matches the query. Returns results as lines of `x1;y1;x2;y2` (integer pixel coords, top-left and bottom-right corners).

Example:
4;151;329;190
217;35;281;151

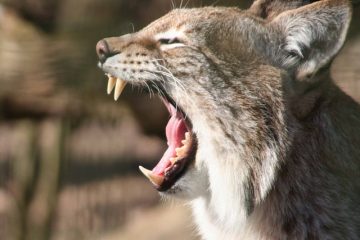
104;74;196;191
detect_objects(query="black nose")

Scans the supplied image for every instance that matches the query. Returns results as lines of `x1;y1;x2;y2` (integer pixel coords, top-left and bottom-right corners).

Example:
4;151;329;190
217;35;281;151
96;40;111;63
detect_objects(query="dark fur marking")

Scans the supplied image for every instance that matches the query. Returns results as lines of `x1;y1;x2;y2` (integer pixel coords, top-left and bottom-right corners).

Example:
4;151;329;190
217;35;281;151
259;102;279;143
216;117;237;145
244;173;255;215
224;103;239;118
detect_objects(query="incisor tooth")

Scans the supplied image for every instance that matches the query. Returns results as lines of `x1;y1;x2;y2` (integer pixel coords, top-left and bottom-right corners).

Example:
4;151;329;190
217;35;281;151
107;76;116;94
114;78;127;101
175;147;185;157
139;166;164;186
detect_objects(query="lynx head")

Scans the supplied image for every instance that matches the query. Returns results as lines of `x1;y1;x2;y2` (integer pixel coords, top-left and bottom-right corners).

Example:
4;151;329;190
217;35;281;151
96;0;352;207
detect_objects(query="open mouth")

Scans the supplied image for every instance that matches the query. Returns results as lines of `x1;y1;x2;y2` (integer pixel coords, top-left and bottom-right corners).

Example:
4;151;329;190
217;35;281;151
104;74;197;192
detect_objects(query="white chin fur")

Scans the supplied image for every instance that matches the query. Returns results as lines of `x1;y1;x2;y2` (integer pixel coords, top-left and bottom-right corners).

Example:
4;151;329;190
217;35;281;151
161;161;209;199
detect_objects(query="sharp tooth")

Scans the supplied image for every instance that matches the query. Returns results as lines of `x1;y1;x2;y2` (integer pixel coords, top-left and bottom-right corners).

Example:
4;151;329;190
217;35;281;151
175;147;185;157
114;78;127;101
181;132;191;145
170;157;178;164
107;76;116;94
139;166;164;186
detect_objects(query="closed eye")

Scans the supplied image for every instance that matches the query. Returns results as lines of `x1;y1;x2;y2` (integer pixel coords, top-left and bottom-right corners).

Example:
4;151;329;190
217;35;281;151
159;38;182;45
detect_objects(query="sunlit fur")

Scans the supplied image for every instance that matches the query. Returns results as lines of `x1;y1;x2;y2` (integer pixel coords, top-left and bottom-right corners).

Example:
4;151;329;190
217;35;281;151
98;0;360;239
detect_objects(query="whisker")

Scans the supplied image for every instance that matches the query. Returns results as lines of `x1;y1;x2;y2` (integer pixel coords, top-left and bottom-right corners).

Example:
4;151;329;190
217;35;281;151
151;62;187;91
144;71;167;99
143;80;153;98
152;67;196;112
155;66;187;92
184;0;190;8
210;0;220;7
129;22;135;33
144;60;197;115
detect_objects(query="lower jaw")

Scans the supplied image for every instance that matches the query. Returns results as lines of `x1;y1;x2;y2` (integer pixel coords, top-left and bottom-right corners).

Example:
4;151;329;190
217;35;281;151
157;137;197;192
139;96;198;192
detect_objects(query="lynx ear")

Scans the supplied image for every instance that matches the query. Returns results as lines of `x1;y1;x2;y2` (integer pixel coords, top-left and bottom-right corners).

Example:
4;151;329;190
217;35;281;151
249;0;309;20
267;0;352;80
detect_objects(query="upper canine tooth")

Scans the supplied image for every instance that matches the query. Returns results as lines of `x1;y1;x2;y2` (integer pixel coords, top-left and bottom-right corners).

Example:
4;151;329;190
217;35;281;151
139;166;164;186
107;76;116;94
114;78;127;101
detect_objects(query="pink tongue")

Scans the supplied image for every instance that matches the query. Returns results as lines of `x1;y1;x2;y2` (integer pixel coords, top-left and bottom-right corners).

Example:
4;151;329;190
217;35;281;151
152;106;187;176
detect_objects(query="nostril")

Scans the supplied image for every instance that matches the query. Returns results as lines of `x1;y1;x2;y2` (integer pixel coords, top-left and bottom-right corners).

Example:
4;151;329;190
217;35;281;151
96;40;110;63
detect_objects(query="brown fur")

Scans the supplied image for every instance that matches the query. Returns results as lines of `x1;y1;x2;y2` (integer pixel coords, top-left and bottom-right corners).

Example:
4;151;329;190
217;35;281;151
97;0;360;238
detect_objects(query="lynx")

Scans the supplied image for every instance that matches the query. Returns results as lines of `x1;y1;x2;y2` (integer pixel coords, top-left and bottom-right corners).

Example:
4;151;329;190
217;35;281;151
96;0;360;239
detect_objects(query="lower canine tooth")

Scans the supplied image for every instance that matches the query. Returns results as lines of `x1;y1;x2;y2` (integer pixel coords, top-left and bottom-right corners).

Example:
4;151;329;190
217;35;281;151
107;76;116;94
114;78;127;101
139;166;164;186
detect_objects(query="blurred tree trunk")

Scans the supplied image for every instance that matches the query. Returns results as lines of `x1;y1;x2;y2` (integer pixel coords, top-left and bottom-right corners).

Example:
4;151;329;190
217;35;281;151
25;120;65;240
9;119;66;240
10;122;38;240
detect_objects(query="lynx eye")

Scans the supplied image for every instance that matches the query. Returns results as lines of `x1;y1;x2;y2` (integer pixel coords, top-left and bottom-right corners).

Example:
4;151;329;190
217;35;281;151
159;38;181;45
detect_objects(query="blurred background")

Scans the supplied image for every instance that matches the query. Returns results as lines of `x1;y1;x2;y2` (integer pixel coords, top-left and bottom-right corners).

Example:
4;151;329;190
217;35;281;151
0;0;359;239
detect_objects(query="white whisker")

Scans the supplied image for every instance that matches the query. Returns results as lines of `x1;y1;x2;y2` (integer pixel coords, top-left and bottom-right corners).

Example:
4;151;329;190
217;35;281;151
184;0;190;8
143;80;153;98
144;59;196;117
